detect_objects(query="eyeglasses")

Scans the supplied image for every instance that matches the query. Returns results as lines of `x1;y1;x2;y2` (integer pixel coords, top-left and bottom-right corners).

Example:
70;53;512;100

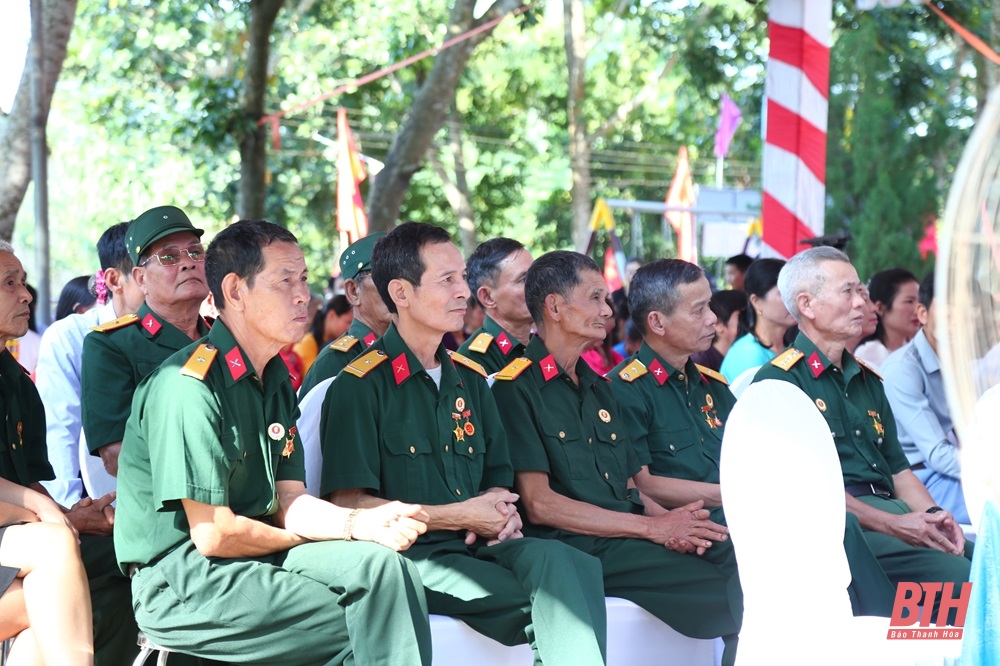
140;244;206;267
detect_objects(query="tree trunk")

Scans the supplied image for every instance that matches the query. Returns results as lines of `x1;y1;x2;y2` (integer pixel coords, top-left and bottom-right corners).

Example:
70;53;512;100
237;0;285;221
367;0;525;232
564;0;591;252
0;0;77;241
429;109;476;256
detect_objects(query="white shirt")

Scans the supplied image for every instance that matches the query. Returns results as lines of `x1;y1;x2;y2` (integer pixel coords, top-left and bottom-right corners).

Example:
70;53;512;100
36;302;119;507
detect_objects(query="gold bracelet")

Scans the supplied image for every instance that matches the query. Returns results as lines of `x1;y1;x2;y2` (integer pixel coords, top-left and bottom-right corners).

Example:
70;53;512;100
343;508;363;541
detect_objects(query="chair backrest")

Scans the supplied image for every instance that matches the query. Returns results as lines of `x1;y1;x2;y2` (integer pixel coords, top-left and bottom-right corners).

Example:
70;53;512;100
296;376;336;497
728;365;761;400
721;380;854;661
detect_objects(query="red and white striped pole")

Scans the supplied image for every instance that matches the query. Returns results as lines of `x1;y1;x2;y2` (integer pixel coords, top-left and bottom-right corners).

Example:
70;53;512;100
761;0;832;258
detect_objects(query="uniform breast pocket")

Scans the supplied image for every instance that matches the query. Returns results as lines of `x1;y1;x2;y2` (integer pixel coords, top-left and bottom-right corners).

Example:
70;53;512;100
454;430;486;483
541;424;593;480
593;421;628;483
647;428;697;476
382;431;434;499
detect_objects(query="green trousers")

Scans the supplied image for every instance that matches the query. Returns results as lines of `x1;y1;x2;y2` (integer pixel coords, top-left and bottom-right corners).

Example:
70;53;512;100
132;540;431;666
857;496;973;624
406;536;607;666
551;530;742;666
80;534;140;666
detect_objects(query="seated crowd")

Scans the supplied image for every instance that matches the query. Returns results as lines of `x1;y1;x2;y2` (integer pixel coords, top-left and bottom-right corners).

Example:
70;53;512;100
0;207;974;665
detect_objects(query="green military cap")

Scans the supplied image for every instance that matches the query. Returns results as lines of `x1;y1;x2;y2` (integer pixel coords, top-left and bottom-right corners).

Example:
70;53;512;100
339;232;386;280
127;205;205;264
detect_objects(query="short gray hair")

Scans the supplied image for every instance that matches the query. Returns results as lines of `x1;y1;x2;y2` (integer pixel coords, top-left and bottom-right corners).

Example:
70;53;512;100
0;241;14;255
777;247;852;321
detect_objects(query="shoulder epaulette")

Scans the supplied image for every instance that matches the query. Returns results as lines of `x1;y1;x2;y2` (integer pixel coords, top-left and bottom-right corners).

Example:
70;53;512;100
695;364;729;386
448;350;487;378
494;357;532;381
617;359;648;383
179;343;218;380
855;357;883;381
770;348;804;371
90;313;140;333
330;334;360;353
342;349;388;378
467;332;494;354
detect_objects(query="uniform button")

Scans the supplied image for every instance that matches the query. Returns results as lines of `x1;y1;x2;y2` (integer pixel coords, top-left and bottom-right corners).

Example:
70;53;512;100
409;446;416;454
855;430;862;437
669;444;676;451
468;446;473;454
445;445;449;452
677;373;685;381
9;443;14;450
456;489;462;496
604;472;609;480
877;437;883;444
611;433;617;441
872;463;877;468
559;431;566;439
588;437;592;444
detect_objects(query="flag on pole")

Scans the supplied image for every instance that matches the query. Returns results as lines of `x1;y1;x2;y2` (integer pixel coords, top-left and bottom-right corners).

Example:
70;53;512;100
665;147;697;264
336;107;368;243
714;93;743;159
603;249;623;292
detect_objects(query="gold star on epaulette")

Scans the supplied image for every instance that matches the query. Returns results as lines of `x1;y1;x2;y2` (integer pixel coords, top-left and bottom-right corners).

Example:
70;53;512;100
770;348;804;371
330;334;360;353
448;350;487;378
695;364;729;386
180;343;218;380
343;349;388;378
494;357;532;381
617;359;647;382
90;313;140;333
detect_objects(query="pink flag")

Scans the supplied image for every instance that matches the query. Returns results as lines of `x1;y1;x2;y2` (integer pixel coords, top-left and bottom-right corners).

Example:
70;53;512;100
714;93;742;159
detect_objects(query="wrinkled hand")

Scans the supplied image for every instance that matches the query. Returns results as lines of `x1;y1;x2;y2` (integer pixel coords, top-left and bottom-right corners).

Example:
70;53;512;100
647;500;728;555
67;492;116;537
465;494;523;547
459;489;520;543
890;511;965;555
348;501;427;552
99;443;122;478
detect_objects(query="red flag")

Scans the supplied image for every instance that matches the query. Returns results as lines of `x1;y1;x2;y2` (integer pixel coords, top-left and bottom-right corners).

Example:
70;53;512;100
918;222;937;260
604;248;623;292
336;108;368;243
665;147;697;264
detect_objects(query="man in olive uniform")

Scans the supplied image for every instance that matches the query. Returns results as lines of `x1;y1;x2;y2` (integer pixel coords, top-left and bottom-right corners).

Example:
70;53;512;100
457;238;533;375
81;205;213;477
0;241;135;665
115;220;432;665
753;246;971;622
490;251;742;666
320;223;607;665
609;258;897;617
298;232;391;399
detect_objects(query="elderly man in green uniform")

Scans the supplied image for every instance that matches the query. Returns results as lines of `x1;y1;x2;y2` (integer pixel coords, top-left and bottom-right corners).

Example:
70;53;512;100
298;232;392;400
320;222;607;665
490;251;742;666
457;238;533;375
609;258;896;617
0;241;132;665
81;205;213;478
115;220;432;665
753;246;971;622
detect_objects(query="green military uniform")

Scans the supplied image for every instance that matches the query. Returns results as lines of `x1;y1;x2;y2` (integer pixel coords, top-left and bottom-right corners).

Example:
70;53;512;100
754;331;972;619
297;319;378;399
0;349;137;666
115;320;431;665
490;337;742;666
321;323;607;665
457;315;527;375
609;342;897;617
81;302;211;453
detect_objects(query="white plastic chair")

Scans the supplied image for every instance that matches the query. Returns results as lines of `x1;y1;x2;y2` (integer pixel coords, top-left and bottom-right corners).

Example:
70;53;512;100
721;380;960;666
296;376;336;497
727;365;760;400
